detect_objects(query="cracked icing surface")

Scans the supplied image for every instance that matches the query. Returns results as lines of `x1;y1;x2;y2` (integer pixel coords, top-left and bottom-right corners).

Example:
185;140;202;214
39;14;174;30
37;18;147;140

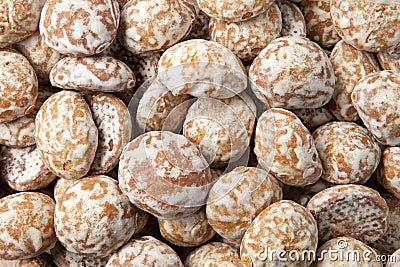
184;242;242;267
0;49;38;123
351;70;400;146
240;200;318;267
330;0;400;52
0;0;41;48
106;236;183;267
313;121;381;185
206;166;282;243
158;39;247;99
0;192;56;260
255;108;322;187
197;0;274;22
328;40;380;121
55;175;138;257
35;90;98;180
86;93;132;175
158;207;215;247
50;56;135;92
377;147;400;200
183;93;256;167
276;0;306;38
118;131;212;219
249;36;335;109
0;146;57;191
39;0;120;56
209;3;282;61
119;0;195;54
306;184;389;243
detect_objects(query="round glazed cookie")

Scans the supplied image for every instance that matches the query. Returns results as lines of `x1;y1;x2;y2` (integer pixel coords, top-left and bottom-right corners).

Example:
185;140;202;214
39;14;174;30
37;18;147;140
0;192;56;260
312;121;381;185
13;31;64;84
50;56;135;92
314;237;382;267
136;78;190;132
0;49;38;123
0;0;41;48
372;193;400;255
106;236;183;267
306;184;389;243
55;175;138;257
206;166;282;243
254;108;322;187
119;0;195;55
183;94;256;167
158;207;215;247
197;0;275;22
330;0;400;52
329;40;380;121
377;147;400;199
351;71;400;146
249;36;335;109
184;242;242;267
54;178;75;202
85;93;132;175
209;3;282;61
39;0;120;56
276;0;306;38
377;47;400;72
240;200;318;267
299;0;340;49
291;107;334;130
0;145;57;191
51;242;109;267
35;90;98;180
158;39;247;99
118;131;212;219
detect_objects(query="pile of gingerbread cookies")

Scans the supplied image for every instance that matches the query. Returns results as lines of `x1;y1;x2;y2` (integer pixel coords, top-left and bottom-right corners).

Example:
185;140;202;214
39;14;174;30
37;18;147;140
0;0;399;266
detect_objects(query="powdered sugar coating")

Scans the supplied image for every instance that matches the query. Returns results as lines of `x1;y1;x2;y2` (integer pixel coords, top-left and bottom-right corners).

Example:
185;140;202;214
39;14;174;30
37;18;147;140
291;107;334;130
50;56;135;92
330;0;400;52
0;0;41;48
209;3;282;61
351;70;400;146
387;248;400;267
85;93;132;175
119;0;195;55
158;39;247;99
0;192;56;260
372;193;400;255
328;40;380;121
197;0;274;22
276;0;306;38
54;178;75;202
13;31;64;84
300;0;340;49
0;49;38;123
313;122;381;185
207;166;282;243
106;236;183;267
184;242;242;267
158;207;215;247
55;175;138;257
35;90;98;180
136;78;190;132
39;0;120;57
377;147;400;199
306;184;389;243
241;200;318;267
315;237;382;267
249;36;335;109
377;47;400;72
0;146;56;191
255;108;322;187
183;94;256;167
118;131;212;219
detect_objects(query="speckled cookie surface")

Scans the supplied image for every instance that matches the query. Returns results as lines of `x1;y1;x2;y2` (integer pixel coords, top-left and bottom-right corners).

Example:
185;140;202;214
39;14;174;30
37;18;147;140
377;47;400;72
276;0;306;38
184;242;242;267
377;147;400;200
39;0;120;56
